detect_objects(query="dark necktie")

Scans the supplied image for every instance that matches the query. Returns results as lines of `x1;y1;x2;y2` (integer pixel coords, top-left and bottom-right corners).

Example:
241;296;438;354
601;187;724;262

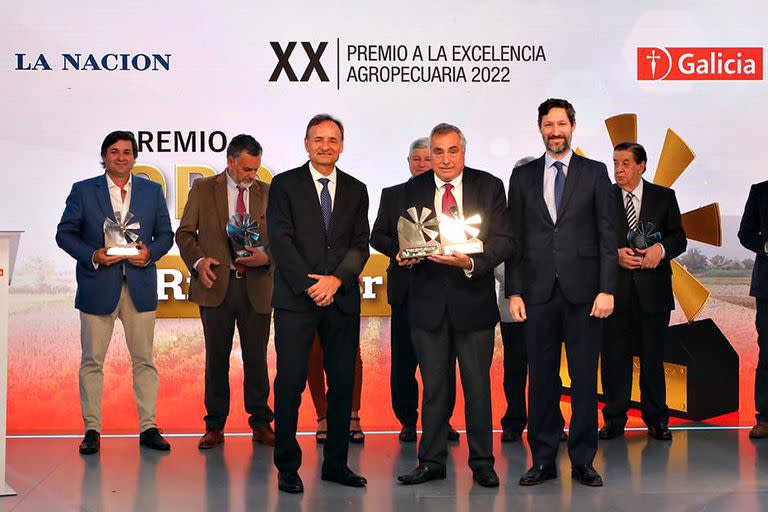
625;192;638;230
319;178;332;231
553;161;565;212
235;186;247;273
442;183;458;217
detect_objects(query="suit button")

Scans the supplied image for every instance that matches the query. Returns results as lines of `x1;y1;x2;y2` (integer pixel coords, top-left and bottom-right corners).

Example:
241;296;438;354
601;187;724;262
327;245;331;249
554;228;559;233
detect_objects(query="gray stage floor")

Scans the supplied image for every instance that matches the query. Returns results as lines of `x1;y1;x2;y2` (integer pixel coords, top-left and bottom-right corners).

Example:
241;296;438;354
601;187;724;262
2;428;768;511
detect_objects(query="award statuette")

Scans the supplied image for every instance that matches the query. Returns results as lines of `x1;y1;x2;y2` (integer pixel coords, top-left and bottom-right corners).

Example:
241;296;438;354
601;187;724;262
104;211;141;256
397;207;441;259
627;221;662;254
439;206;484;255
226;213;263;258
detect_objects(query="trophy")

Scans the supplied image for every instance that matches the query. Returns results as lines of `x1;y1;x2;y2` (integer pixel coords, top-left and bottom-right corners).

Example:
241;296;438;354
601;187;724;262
439;205;484;255
627;221;662;254
397;207;441;259
104;211;141;256
226;213;263;258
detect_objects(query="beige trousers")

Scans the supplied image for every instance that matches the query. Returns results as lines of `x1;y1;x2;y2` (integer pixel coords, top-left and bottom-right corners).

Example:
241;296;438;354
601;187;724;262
79;283;158;432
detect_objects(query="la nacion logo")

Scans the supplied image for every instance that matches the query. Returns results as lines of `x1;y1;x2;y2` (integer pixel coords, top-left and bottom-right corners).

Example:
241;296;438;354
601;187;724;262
637;47;762;81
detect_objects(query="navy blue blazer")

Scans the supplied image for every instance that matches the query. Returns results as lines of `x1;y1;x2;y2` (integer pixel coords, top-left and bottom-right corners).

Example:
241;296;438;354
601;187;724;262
56;174;173;314
505;153;617;305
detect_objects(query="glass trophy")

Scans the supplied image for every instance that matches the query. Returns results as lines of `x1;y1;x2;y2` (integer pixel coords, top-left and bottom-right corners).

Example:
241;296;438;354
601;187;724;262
439;206;484;255
397;207;441;259
104;211;141;256
226;213;263;258
627;221;662;254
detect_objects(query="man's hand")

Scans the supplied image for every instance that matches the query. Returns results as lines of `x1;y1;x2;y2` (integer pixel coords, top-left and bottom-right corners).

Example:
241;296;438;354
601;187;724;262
636;243;664;269
590;292;614;319
396;252;421;268
508;295;527;322
93;248;125;267
235;246;269;267
126;242;151;267
618;247;642;270
196;257;220;289
427;250;472;270
307;274;342;307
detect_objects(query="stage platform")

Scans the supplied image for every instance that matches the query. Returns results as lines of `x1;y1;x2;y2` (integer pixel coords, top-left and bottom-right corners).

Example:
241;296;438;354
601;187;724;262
2;428;768;511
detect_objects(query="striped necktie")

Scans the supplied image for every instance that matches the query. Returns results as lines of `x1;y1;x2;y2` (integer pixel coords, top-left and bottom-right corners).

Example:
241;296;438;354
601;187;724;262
625;192;637;230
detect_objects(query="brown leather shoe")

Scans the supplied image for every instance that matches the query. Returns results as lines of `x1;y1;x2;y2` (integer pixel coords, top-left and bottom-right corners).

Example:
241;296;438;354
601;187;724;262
253;424;275;446
198;429;224;449
750;423;768;439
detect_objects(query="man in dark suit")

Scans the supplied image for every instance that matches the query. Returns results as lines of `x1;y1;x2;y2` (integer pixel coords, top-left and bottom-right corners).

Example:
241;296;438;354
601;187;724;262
599;142;686;442
56;131;173;454
176;135;275;449
396;123;513;488
506;99;617;487
370;137;460;444
268;114;370;493
738;179;768;438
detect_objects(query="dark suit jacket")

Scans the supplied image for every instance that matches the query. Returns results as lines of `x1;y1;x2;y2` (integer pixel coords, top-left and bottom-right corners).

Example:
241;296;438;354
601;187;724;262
739;180;768;298
266;162;370;314
505;153;617;305
612;180;686;313
175;172;274;314
56;174;173;315
404;168;514;332
370;182;410;305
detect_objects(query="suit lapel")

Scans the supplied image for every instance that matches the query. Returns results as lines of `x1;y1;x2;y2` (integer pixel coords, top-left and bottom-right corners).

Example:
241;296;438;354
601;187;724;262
461;168;478;218
556;153;582;224
214;172;229;237
299;164;328;237
533;157;554;225
329;170;347;237
96;174;116;222
637;179;654;223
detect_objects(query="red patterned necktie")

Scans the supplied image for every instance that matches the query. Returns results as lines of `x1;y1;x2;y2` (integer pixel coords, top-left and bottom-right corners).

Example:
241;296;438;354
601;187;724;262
442;183;458;217
235;186;246;273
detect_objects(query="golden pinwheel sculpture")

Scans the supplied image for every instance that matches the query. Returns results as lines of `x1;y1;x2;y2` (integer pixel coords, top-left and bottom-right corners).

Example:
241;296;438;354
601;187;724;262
605;113;722;322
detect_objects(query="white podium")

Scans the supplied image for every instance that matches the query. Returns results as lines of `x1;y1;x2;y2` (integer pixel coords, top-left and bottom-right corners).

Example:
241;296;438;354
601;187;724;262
0;232;21;496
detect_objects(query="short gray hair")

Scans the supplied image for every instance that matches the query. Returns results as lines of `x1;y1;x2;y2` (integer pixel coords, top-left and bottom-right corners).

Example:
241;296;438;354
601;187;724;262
513;156;536;169
408;137;429;155
430;123;466;149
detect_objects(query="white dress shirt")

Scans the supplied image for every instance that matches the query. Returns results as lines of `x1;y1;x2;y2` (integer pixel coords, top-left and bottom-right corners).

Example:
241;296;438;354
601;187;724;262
543;150;573;223
433;172;474;276
309;162;337;209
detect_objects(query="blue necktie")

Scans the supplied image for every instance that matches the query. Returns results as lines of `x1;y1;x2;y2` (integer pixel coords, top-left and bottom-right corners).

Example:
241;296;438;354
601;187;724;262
553;161;565;212
318;177;332;232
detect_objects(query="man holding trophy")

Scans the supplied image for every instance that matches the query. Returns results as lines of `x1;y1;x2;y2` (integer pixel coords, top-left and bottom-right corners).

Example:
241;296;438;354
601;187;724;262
176;134;275;449
599;142;686;442
56;131;174;454
396;123;514;488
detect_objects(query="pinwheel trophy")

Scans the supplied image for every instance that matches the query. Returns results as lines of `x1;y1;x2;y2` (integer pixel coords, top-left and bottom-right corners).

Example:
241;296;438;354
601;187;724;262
226;212;263;257
627;221;663;253
397;207;441;259
104;211;141;256
439;205;483;255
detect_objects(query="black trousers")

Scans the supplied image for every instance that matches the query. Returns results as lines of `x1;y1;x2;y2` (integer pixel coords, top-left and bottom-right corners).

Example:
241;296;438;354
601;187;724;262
199;273;273;431
390;301;456;429
756;299;768;423
601;284;670;428
273;305;359;474
411;317;494;472
525;284;602;467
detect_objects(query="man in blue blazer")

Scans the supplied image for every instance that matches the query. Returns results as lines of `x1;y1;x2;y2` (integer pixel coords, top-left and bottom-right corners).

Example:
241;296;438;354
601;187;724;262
506;99;617;487
56;131;174;454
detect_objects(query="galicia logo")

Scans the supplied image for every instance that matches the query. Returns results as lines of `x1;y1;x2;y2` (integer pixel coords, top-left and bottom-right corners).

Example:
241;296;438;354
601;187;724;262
637;47;762;81
269;42;330;82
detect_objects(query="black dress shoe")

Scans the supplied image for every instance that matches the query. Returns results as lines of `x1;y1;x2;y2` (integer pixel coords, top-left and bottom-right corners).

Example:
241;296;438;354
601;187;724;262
647;423;672;441
399;425;417;442
560;430;568;442
139;427;171;451
79;429;100;455
473;467;499;487
397;464;447;485
501;430;522;443
278;472;304;494
448;425;460;442
598;424;625;440
519;464;557;486
571;464;603;486
321;467;367;487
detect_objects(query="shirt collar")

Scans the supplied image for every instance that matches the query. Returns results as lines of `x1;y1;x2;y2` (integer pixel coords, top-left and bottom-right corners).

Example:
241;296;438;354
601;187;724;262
106;172;132;190
623;179;644;201
433;170;463;190
225;168;253;190
309;162;337;184
544;149;574;172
